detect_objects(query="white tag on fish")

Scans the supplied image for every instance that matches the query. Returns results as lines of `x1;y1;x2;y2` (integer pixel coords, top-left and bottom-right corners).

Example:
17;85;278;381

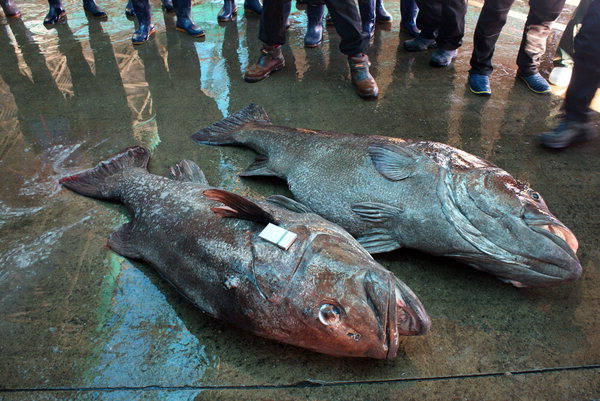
259;223;297;250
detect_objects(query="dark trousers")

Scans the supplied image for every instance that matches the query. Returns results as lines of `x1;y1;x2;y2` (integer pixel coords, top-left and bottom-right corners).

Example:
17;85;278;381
414;0;468;50
565;0;600;123
259;0;369;56
469;0;566;76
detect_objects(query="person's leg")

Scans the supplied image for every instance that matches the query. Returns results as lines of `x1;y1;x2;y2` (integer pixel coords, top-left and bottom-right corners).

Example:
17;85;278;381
430;0;467;67
44;0;66;24
131;0;155;44
173;0;204;36
325;0;378;98
245;0;288;82
467;0;514;95
305;0;325;47
399;0;419;37
539;0;600;148
515;0;566;77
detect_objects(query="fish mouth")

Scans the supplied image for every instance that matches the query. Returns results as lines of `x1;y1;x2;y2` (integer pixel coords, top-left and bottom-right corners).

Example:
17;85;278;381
535;223;579;254
385;280;431;359
363;271;430;359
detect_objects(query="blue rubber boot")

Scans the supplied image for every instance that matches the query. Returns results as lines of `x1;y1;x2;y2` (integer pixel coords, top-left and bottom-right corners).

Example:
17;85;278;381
304;3;324;47
1;0;21;17
358;0;375;38
217;0;237;21
83;0;107;18
44;0;66;24
173;0;204;36
244;0;262;15
131;0;155;44
400;0;419;37
375;0;392;23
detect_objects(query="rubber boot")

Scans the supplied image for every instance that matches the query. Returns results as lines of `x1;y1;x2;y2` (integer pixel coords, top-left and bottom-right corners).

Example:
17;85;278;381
348;53;378;99
131;0;155;44
83;0;107;18
283;0;291;30
244;0;261;15
125;0;135;17
400;0;419;37
173;0;204;36
304;3;324;47
358;0;375;38
0;0;21;17
244;44;285;82
375;0;392;23
217;0;236;21
162;0;174;12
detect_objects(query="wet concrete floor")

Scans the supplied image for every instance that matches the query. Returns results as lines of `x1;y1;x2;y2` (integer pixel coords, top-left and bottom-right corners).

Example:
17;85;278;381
0;0;599;399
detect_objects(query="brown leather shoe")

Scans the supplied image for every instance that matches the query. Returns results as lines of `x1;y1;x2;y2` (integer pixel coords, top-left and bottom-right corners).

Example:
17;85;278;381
348;54;378;100
244;45;285;83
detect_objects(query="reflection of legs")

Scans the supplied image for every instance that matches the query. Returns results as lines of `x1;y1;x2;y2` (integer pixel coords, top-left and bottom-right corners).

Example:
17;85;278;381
539;0;600;148
173;0;204;37
131;0;156;44
244;0;287;82
0;0;20;18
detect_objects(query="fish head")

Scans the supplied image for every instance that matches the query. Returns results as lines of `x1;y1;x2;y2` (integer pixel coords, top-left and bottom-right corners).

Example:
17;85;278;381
450;168;581;287
279;231;430;359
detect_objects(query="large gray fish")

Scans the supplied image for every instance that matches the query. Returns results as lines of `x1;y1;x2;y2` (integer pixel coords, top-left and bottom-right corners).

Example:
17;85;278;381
191;104;582;288
59;146;430;359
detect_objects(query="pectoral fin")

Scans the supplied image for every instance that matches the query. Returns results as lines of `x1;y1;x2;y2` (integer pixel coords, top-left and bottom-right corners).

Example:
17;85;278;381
368;143;418;181
204;189;276;224
170;160;209;185
352;202;404;223
239;156;282;178
107;222;143;260
356;228;401;254
266;195;313;214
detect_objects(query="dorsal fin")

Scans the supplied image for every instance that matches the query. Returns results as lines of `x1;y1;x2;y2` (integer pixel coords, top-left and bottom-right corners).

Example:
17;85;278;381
204;189;276;224
368;143;418;181
170;160;209;185
191;104;271;145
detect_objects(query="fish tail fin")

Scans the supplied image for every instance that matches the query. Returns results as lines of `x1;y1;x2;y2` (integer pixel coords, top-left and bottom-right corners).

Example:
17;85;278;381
191;103;270;145
59;146;150;200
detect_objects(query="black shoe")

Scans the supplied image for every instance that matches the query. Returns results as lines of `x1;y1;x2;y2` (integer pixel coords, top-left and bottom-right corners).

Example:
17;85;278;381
539;119;597;149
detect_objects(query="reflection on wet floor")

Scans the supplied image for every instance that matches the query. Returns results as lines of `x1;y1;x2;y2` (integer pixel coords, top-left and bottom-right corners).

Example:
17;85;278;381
0;0;599;399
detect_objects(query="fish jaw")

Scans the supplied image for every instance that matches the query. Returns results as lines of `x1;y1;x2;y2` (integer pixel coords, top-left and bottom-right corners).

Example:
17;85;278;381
363;270;431;359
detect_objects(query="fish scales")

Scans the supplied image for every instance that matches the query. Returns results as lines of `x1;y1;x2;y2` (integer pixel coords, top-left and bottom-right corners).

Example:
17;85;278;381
192;104;582;288
60;147;430;359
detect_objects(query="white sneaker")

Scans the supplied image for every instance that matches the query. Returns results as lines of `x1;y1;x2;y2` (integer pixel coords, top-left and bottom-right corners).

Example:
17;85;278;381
548;66;573;87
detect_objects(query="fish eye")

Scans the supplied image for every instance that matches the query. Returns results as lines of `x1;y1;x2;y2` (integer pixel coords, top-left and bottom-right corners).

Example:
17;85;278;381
529;191;541;201
319;303;342;326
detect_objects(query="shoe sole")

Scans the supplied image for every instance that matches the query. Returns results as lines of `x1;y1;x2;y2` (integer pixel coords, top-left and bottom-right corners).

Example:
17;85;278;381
176;27;205;37
304;41;321;48
244;62;285;83
469;85;491;96
518;75;551;94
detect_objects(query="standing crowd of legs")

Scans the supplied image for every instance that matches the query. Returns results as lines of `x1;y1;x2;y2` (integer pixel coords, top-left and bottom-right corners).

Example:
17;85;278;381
0;0;598;147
